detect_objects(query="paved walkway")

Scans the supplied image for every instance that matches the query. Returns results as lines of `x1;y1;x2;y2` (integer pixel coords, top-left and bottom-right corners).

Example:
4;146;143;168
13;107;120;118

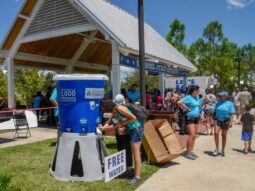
137;124;255;191
0;127;57;148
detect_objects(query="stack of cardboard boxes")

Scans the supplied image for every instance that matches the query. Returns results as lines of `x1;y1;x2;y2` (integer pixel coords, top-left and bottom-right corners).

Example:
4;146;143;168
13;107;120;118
142;119;182;164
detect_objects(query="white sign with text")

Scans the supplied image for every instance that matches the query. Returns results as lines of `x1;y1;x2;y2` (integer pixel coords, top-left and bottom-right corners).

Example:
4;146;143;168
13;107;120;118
104;150;126;183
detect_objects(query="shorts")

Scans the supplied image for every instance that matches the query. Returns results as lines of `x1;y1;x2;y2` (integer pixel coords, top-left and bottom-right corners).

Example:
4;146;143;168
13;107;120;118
216;119;230;129
185;116;199;125
130;126;144;143
241;131;253;141
204;109;214;117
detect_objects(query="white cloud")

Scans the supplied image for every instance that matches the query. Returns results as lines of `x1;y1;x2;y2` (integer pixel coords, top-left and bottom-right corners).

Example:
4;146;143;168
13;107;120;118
226;0;254;9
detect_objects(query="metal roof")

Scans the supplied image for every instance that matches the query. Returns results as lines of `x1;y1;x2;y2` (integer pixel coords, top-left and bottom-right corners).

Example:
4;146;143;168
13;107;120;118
73;0;196;71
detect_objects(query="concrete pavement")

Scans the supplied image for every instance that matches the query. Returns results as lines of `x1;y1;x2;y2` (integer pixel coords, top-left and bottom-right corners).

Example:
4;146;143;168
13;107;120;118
137;124;255;191
0;127;57;148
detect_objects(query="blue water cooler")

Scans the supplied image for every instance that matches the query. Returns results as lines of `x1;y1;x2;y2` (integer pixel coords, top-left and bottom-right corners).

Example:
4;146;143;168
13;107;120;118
50;74;108;182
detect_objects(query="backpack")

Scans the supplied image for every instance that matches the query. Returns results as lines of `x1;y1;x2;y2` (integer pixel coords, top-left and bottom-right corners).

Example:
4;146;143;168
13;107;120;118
124;103;148;122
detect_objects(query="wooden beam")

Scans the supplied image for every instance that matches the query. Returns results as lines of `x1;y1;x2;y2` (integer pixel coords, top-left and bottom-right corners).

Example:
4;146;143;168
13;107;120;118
21;23;96;43
13;52;109;71
18;14;31;20
77;33;111;44
66;31;98;73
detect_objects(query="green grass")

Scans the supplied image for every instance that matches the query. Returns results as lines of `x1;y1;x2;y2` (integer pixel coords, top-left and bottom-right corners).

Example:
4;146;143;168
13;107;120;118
0;137;160;191
0;129;13;134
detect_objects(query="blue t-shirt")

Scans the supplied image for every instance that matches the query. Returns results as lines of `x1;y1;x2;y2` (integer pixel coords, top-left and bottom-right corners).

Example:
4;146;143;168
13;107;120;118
214;101;236;120
127;91;140;103
181;95;200;118
33;96;42;108
50;88;59;117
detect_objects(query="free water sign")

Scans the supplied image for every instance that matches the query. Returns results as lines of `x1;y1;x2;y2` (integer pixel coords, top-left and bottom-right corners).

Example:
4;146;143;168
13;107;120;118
104;150;126;183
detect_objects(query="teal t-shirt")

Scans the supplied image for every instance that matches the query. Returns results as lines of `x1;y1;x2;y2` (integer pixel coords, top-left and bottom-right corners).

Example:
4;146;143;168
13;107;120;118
214;100;235;120
181;95;200;118
50;88;59;117
117;109;142;130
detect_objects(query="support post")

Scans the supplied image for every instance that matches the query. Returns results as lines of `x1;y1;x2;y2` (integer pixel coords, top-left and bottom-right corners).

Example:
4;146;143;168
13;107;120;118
6;58;15;109
111;41;121;98
107;68;112;98
158;73;165;97
138;0;146;107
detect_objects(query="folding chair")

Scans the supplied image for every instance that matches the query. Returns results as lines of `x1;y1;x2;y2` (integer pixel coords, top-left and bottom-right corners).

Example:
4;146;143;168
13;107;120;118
12;112;31;139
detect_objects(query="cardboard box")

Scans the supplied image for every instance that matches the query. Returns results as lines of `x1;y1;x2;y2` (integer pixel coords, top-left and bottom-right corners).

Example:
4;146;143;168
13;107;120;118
143;121;169;163
158;120;174;138
142;119;182;164
163;134;182;154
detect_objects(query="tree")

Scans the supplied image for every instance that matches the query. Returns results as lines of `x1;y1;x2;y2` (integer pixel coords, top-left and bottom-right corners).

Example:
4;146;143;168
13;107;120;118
121;70;159;92
214;38;238;90
202;21;224;76
240;44;255;86
166;19;187;54
187;38;209;76
187;21;241;91
15;68;46;103
0;70;7;98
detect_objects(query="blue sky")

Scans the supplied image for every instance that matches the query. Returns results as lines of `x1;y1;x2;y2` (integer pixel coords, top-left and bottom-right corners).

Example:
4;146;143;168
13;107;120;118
0;0;254;47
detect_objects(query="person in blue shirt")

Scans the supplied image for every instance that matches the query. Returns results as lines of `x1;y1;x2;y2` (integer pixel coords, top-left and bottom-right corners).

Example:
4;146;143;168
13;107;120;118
50;88;59;127
33;91;42;108
213;91;236;157
127;84;140;104
178;85;201;160
33;91;42;123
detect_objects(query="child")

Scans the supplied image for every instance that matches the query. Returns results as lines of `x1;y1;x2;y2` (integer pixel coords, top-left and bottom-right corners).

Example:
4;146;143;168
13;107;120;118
240;106;254;154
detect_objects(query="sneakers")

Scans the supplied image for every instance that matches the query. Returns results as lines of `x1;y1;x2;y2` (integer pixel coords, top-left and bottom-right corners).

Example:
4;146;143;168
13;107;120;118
183;152;196;160
248;148;252;152
213;150;220;156
213;150;225;157
191;152;199;158
128;177;141;186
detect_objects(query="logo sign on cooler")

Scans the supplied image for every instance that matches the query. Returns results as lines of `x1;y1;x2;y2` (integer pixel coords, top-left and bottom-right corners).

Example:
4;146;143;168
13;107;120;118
59;89;76;102
85;88;105;99
104;150;126;183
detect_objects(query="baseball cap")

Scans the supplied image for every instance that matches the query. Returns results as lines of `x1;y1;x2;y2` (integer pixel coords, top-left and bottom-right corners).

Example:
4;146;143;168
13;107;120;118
218;91;229;97
114;94;125;105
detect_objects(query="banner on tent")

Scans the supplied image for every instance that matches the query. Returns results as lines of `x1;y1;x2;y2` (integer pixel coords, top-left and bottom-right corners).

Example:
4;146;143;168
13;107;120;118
120;54;187;77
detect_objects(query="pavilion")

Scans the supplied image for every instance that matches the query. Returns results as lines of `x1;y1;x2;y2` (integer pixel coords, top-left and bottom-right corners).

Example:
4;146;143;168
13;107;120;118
0;0;196;108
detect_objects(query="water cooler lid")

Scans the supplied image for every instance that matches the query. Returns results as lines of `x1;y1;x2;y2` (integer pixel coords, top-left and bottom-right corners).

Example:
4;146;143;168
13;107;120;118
53;74;109;81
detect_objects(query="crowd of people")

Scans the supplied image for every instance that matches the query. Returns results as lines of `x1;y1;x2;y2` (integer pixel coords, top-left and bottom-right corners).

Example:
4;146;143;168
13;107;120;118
0;82;254;186
98;84;254;185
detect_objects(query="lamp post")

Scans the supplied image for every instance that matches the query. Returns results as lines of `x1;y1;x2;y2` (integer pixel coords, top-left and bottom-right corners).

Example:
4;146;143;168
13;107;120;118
235;56;242;89
138;0;146;107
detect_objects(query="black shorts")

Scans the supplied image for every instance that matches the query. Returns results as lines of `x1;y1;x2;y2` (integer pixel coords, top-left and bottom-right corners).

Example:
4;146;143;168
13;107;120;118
216;119;230;129
185;116;199;125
